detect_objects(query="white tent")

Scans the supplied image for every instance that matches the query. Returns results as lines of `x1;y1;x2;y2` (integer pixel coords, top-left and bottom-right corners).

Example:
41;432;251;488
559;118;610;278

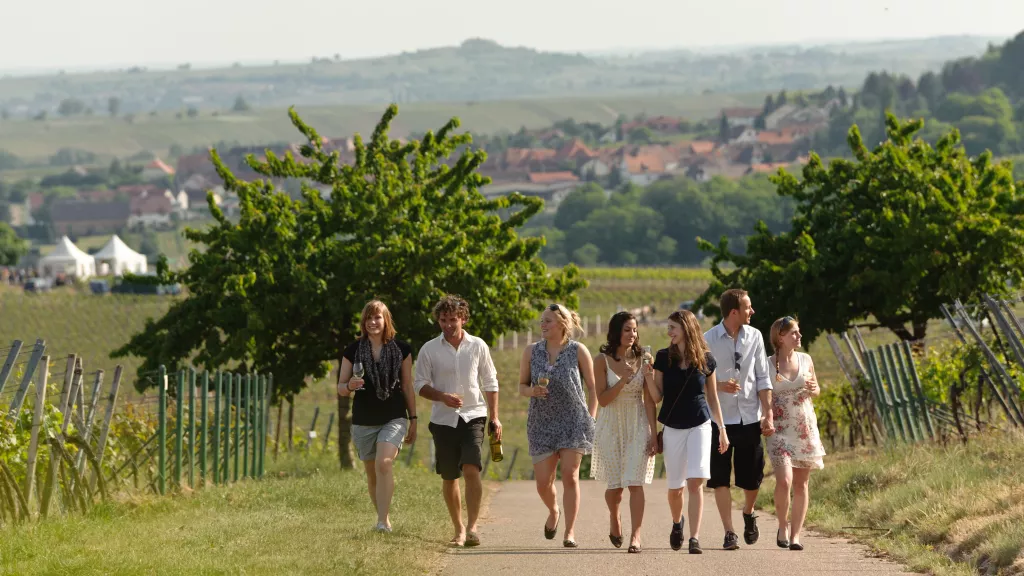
38;236;96;279
94;235;148;276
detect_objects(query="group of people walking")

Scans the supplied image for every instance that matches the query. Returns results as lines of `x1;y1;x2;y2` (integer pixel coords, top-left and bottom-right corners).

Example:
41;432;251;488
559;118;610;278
337;289;826;554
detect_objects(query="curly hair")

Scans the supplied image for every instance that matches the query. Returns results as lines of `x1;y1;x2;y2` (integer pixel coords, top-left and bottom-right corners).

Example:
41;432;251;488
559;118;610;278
432;294;470;322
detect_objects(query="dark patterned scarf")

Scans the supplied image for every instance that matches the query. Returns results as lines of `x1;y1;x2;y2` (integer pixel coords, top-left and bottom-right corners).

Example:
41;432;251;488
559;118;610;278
357;338;404;402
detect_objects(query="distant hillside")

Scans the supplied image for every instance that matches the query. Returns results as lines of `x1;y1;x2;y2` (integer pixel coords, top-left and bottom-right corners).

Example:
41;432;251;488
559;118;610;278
815;31;1024;158
0;36;999;118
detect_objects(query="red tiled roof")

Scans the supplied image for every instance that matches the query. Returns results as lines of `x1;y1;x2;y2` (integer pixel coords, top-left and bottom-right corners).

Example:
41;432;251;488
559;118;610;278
756;131;796;145
689;141;716;155
748;162;791;174
527;171;579;184
146;159;175;174
622;155;665;174
130;193;173;215
555;139;596;161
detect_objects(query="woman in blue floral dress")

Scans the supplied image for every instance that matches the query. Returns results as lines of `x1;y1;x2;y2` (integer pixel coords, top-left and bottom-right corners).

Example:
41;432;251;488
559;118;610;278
518;303;598;548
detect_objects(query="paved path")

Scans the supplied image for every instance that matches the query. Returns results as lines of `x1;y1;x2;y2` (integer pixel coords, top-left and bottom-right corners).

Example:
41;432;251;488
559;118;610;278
441;480;912;576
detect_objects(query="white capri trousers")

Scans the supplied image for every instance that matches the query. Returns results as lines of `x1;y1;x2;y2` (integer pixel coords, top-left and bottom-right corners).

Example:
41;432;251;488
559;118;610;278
662;419;712;490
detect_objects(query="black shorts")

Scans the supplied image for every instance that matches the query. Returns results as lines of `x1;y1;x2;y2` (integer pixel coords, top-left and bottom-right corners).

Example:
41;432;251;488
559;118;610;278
429;417;486;481
707;422;765;491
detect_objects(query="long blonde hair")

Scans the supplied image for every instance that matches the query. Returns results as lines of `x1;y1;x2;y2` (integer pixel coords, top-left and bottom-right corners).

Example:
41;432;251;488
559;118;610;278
667;310;709;372
547;303;584;344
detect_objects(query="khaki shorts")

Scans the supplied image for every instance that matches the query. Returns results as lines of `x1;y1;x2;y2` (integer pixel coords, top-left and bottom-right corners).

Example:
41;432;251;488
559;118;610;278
352;418;408;461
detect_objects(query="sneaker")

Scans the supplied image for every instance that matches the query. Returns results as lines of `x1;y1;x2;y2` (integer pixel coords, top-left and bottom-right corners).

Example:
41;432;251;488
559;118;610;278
670;523;684;551
689;538;703;554
723;531;740;550
743;512;759;545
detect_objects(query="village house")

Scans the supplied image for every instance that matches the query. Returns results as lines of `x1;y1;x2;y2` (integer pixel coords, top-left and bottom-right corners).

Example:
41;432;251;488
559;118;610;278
721;107;762;128
142;158;175;182
128;190;176;229
480;171;580;211
51;200;130;236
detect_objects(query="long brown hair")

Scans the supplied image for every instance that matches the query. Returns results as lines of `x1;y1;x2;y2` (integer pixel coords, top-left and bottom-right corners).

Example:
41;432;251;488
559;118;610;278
599;311;642;361
667;309;709;372
359;300;397;342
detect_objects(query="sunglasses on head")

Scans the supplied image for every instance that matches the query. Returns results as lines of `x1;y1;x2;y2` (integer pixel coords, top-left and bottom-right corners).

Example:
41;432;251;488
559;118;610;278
781;316;795;329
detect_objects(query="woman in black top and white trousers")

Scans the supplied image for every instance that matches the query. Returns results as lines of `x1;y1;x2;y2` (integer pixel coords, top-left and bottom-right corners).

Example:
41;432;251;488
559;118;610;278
646;310;729;554
338;300;416;533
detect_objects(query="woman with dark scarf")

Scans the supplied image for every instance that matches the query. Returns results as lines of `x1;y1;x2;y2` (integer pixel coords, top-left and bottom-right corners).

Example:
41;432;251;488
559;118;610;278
338;300;416;533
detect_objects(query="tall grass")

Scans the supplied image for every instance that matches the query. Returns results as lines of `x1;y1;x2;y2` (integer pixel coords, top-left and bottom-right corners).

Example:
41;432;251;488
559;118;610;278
755;430;1024;575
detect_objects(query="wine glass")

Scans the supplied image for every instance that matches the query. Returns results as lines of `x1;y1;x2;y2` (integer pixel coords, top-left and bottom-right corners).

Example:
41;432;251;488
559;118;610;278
352;362;364;392
536;366;551;399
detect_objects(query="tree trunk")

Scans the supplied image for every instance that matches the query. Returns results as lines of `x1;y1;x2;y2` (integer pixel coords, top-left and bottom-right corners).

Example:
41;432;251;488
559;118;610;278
337;394;354;469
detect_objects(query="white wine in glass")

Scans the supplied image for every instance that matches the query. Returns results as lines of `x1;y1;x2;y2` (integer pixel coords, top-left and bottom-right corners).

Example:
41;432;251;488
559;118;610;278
352;362;364;392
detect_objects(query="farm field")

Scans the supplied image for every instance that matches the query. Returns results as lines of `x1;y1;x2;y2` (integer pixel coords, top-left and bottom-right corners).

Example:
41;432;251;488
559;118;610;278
0;92;766;162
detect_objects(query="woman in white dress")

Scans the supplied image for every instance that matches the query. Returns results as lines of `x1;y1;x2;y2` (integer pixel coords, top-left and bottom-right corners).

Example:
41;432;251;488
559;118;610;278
767;316;825;551
591;311;657;554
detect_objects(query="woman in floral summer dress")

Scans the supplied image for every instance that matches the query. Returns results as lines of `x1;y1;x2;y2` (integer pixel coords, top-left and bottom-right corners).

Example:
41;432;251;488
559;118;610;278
591;311;657;554
518;304;598;549
767;316;825;551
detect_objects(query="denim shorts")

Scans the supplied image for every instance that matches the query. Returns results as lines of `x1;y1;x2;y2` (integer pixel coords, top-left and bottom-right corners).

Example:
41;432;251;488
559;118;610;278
352;418;408;461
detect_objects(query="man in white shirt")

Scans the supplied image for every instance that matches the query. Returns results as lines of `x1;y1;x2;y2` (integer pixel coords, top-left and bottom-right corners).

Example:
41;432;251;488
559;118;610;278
414;294;502;548
703;288;773;551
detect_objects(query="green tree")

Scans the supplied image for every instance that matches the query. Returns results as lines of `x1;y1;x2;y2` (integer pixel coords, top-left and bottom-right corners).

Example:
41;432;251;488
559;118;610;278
627;126;653;144
718;113;730;143
0;149;21;170
108;97;121;117
57;98;85;116
553;184;607;230
232;96;251;112
112;105;585;469
694;114;1024;346
0;223;27;265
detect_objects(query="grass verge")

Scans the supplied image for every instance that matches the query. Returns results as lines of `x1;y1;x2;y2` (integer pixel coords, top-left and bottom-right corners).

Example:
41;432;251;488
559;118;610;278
754;430;1024;576
0;452;458;575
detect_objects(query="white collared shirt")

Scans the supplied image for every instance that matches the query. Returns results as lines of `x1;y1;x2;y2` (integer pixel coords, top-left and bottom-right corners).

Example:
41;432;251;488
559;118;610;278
704;322;772;426
414;331;499;428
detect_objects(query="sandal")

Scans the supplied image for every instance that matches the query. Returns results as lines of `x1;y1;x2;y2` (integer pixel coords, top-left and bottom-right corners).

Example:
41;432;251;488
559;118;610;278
628;544;642;554
609;515;623;548
465;532;481;547
563;539;578;548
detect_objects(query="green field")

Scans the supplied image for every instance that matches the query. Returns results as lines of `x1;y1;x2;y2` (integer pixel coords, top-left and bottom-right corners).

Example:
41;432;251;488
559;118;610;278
0;93;766;162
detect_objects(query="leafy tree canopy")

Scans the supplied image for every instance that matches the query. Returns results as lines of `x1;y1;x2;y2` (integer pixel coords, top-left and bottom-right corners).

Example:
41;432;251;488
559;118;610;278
113;104;586;401
0;223;28;266
695;113;1024;348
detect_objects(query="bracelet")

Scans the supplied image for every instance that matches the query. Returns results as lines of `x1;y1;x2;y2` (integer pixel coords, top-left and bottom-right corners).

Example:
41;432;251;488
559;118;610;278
409;416;418;420
345;382;354;392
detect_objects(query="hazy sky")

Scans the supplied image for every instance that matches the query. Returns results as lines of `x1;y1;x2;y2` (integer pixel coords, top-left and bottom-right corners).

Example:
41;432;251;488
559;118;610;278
2;0;1021;72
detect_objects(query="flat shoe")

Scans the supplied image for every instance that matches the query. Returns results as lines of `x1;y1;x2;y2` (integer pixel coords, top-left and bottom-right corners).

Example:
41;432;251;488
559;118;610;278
563;539;578;548
628;544;642;554
465;532;481;547
777;528;789;548
789;542;804;551
544;509;560;540
609;534;623;548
